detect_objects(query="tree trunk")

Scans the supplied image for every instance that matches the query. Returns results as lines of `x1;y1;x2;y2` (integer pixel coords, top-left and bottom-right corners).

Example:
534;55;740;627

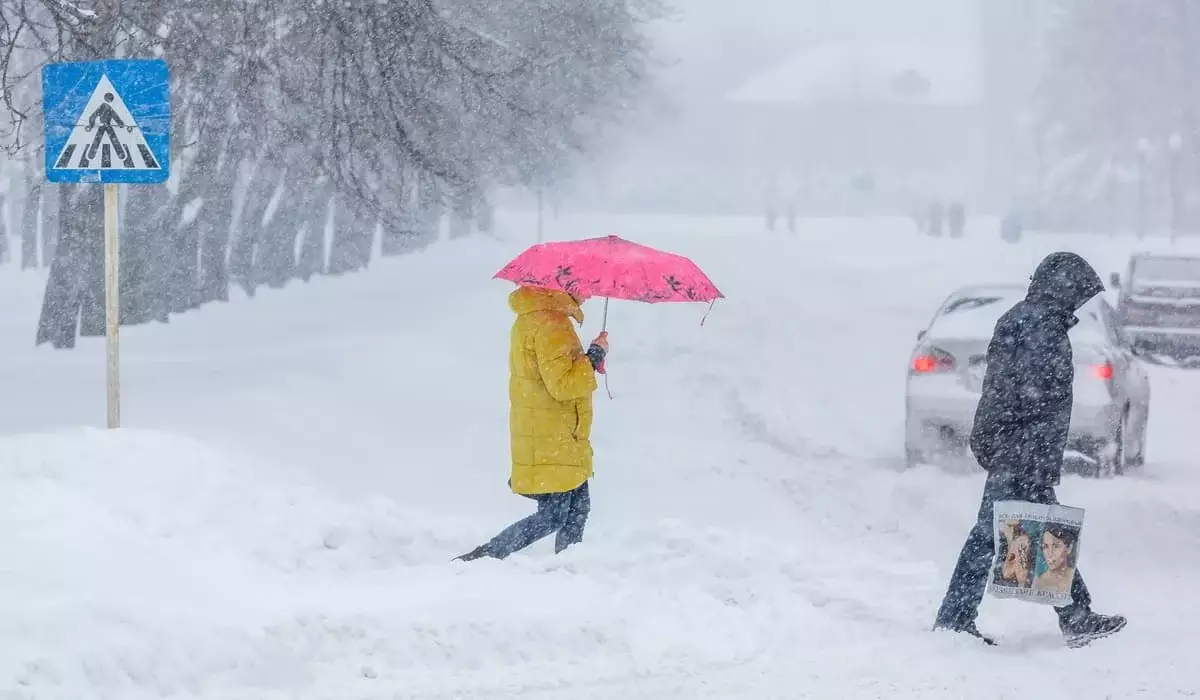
296;190;331;281
417;171;443;245
20;181;41;269
77;187;107;338
476;194;494;234
161;192;195;316
230;163;278;297
381;174;418;257
118;184;168;325
328;195;373;275
254;176;304;289
36;186;102;348
195;156;241;305
447;201;473;239
42;185;60;266
448;182;479;240
380;170;440;256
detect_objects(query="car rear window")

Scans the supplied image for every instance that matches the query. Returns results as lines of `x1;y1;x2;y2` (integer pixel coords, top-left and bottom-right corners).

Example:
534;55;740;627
1134;257;1200;282
942;296;1004;315
1073;305;1105;332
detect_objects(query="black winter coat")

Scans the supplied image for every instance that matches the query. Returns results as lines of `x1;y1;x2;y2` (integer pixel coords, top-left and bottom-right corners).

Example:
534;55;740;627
969;252;1105;487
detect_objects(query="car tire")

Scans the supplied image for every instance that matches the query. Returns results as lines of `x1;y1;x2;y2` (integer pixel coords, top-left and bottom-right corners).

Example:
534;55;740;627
903;409;922;469
1096;409;1128;478
1128;404;1148;469
904;424;925;468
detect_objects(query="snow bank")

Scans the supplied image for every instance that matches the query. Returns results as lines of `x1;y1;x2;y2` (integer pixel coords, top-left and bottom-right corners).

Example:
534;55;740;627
1;428;927;699
9;414;1198;699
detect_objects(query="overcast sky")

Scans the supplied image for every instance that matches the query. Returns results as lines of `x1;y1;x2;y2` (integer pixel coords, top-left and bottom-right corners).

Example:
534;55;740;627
658;0;978;45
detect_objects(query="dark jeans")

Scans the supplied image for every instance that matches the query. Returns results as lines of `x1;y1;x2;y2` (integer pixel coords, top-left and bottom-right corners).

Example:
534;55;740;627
485;482;590;558
935;473;1091;627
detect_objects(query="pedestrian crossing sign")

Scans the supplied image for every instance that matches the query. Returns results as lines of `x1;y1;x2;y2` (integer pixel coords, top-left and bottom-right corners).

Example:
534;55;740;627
42;59;171;184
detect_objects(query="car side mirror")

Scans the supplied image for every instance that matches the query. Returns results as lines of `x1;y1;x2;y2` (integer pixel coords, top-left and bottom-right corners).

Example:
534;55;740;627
916;329;926;341
1109;272;1121;288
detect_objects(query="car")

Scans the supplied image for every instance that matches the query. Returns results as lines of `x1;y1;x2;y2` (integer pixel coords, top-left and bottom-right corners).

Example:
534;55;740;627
905;284;1151;477
1110;253;1200;367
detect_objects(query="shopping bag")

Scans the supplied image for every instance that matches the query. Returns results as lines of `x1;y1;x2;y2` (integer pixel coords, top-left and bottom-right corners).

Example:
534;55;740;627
987;500;1085;606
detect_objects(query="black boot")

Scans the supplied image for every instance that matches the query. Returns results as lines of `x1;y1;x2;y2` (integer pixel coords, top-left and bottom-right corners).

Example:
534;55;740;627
932;620;996;646
1058;606;1127;648
453;544;495;562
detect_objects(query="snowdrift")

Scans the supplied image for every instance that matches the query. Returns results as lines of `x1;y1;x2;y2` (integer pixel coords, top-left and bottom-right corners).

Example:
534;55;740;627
3;215;1200;698
0;428;909;698
5;426;1199;698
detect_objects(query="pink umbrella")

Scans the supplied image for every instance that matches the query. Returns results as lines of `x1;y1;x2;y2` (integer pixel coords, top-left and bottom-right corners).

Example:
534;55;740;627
494;234;724;331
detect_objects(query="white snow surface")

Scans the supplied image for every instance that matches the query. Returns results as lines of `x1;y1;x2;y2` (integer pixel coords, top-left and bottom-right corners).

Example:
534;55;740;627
2;214;1200;698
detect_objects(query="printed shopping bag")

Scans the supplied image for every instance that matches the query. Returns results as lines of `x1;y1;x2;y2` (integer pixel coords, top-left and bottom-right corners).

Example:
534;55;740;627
988;500;1084;606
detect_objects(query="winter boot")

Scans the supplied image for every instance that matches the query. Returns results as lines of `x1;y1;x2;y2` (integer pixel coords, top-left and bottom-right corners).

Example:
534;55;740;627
932;620;996;646
1057;606;1127;648
453;545;495;562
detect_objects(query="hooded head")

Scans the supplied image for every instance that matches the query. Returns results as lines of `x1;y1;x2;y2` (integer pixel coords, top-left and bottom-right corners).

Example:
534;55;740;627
508;285;584;325
1027;252;1105;315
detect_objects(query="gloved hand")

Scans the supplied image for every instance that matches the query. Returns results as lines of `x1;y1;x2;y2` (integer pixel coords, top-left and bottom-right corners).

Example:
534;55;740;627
587;331;608;372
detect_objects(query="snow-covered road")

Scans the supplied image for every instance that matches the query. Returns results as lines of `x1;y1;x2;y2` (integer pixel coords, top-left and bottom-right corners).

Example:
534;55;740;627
2;214;1198;698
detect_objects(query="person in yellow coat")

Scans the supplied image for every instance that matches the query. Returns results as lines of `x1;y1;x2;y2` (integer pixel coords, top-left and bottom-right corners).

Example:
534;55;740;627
456;286;608;561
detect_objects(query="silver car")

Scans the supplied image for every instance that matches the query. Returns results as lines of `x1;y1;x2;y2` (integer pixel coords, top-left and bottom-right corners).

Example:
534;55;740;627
905;284;1151;477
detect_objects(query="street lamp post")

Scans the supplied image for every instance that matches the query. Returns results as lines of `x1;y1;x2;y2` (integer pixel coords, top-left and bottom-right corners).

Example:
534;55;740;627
1169;133;1183;244
1137;138;1152;240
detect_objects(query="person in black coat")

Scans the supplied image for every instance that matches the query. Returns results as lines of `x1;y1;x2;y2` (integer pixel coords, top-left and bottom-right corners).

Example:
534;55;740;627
927;201;944;237
947;201;966;238
933;252;1127;648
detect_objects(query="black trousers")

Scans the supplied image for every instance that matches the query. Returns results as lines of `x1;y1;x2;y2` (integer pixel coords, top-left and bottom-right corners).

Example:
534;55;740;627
485;482;590;558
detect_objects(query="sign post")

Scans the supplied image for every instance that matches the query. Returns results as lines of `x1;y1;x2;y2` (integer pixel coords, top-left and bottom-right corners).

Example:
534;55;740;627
42;58;171;429
104;183;120;428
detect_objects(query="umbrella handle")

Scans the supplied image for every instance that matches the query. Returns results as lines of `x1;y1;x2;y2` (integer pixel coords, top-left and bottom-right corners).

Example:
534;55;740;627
600;297;613;398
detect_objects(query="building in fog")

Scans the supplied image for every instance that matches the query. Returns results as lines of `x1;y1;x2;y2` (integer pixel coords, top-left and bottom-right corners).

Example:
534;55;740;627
979;0;1050;110
556;6;994;218
724;39;986;216
978;0;1054;203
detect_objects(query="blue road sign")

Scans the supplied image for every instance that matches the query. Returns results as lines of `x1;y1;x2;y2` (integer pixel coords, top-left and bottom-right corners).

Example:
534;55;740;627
42;59;170;184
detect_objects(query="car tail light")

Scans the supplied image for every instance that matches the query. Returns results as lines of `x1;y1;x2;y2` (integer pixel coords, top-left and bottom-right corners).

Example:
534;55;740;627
1092;362;1114;380
911;348;956;374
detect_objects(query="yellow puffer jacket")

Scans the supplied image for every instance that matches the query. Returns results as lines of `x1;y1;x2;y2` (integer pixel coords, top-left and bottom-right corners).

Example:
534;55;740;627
507;286;598;495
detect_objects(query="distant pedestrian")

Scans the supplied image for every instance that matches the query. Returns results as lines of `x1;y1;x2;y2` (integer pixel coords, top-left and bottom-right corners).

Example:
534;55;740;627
927;202;944;237
1000;211;1023;242
947;201;966;238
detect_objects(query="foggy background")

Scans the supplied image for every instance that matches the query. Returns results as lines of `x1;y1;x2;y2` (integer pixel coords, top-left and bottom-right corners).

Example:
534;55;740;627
559;0;986;216
559;0;1200;235
1;0;1197;345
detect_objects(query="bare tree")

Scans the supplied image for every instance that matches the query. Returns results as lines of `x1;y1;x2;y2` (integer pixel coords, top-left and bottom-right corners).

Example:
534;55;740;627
1;0;667;347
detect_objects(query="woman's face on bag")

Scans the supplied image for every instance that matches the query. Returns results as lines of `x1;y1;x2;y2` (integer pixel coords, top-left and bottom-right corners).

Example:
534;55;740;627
1042;531;1071;571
